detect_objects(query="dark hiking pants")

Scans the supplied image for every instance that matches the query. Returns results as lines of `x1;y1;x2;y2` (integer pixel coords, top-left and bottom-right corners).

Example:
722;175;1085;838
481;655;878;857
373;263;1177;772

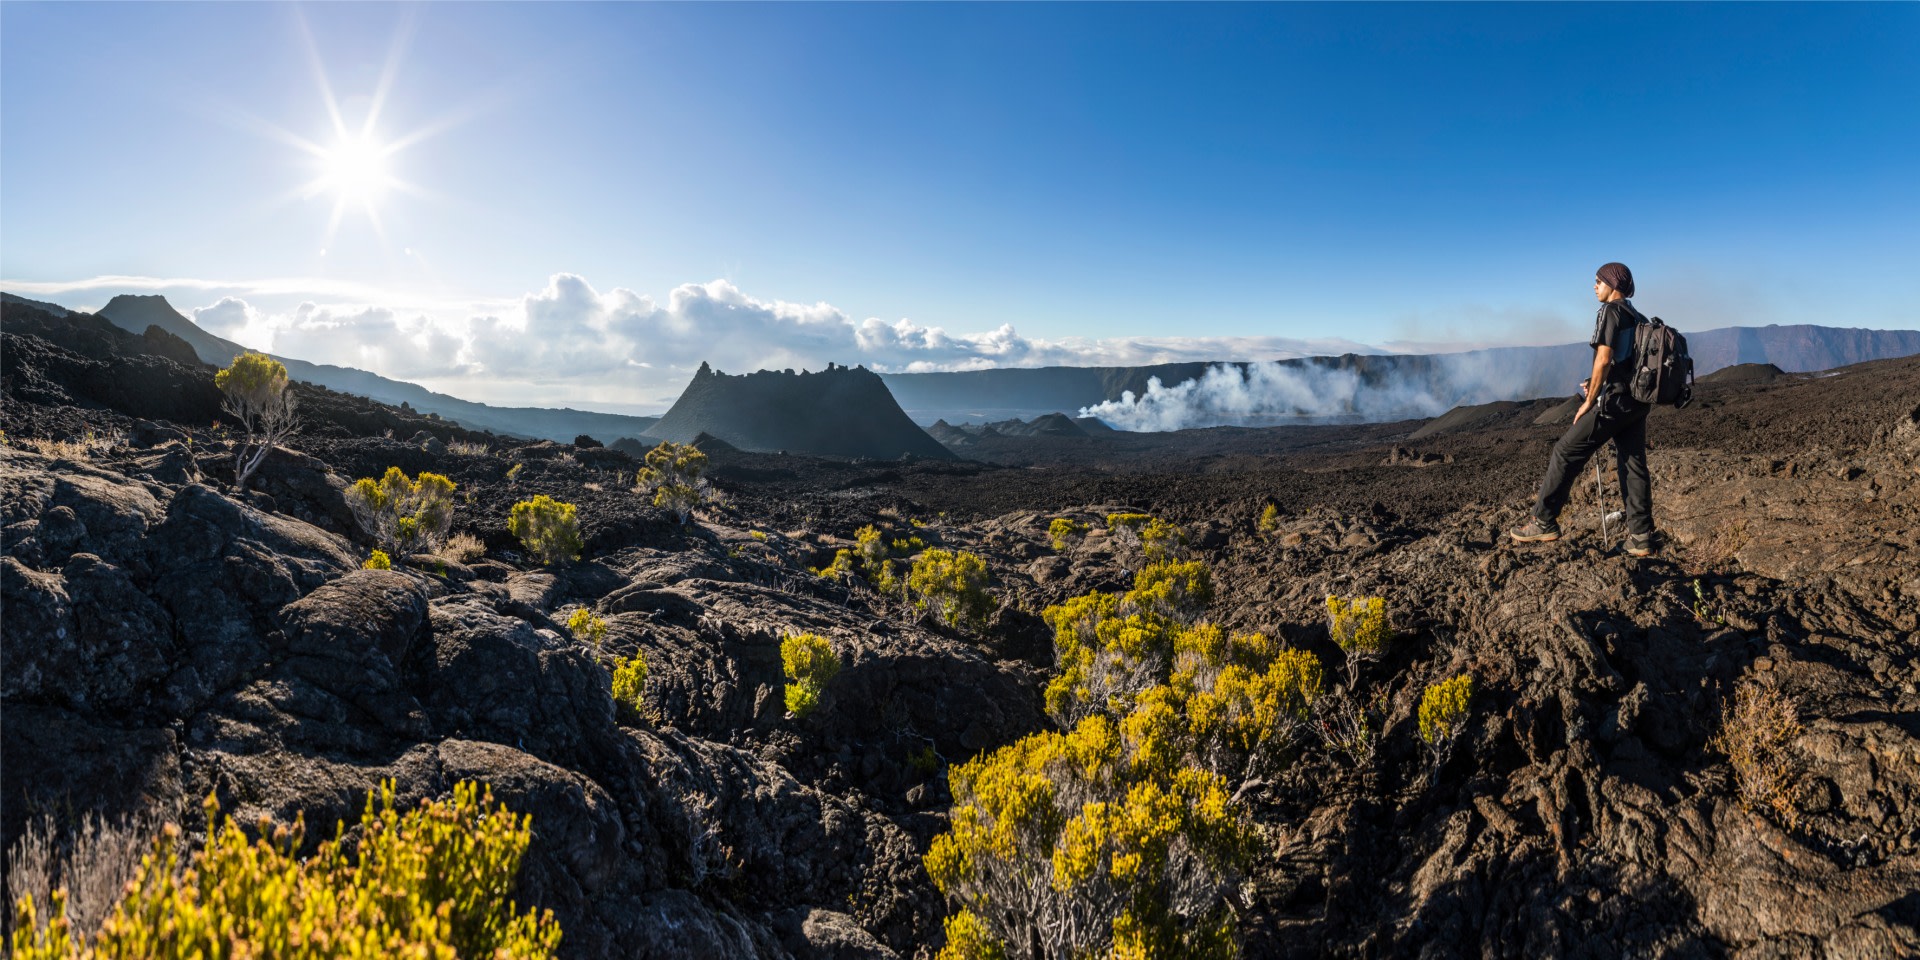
1532;389;1654;536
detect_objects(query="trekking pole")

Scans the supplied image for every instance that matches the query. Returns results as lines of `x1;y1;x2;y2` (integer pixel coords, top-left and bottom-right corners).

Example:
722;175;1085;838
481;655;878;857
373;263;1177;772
1594;460;1610;549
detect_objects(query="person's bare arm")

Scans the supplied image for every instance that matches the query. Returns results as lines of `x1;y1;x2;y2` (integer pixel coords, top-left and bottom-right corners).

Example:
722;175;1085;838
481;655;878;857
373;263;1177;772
1576;345;1612;420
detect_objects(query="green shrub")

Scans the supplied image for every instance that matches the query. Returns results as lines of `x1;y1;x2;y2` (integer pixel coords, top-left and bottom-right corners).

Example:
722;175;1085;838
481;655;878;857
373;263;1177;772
750;530;768;541
906;549;995;630
566;608;607;646
908;745;942;777
213;351;299;492
507;495;582;566
611;652;648;717
781;633;841;718
11;782;559;960
1048;517;1089;552
635;441;709;523
362;550;392;571
345;467;457;558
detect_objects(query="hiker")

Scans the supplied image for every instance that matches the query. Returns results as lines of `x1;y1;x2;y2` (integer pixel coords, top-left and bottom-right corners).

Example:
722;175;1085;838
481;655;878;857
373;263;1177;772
1510;261;1657;556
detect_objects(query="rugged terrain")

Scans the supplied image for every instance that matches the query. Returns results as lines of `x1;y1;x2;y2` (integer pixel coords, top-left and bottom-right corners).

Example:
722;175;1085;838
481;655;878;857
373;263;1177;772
3;302;1918;958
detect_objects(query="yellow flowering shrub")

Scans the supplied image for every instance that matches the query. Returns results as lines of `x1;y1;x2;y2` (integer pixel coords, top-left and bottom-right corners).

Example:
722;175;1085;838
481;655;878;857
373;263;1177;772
11;781;559;960
1327;595;1390;657
566;608;608;646
213;351;298;492
611;652;648;719
1127;560;1213;620
810;525;913;595
1256;504;1280;536
1039;562;1215;728
935;908;1008;960
1104;513;1186;566
926;716;1251;960
1048;517;1089;552
782;633;841;718
363;549;392;570
1418;673;1475;747
935;558;1298;959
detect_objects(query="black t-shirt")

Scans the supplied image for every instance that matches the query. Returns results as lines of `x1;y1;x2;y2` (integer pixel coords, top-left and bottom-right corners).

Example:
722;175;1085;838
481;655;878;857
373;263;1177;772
1591;299;1644;387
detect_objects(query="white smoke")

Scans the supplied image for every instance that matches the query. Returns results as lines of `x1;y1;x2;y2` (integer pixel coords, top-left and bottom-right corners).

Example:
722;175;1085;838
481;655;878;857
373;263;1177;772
1080;350;1577;432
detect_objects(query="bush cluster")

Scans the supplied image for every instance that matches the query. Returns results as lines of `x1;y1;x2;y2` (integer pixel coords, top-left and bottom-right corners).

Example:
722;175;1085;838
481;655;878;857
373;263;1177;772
814;524;894;589
781;633;841;718
1257;503;1281;536
363;550;392;571
11;782;559;959
929;554;1311;959
1326;594;1391;689
906;548;995;630
635;441;709;523
346;467;457;558
1104;513;1187;567
508;495;582;566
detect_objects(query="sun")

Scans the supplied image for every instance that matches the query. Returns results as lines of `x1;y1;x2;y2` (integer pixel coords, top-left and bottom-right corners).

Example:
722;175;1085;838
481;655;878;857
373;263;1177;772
317;135;396;205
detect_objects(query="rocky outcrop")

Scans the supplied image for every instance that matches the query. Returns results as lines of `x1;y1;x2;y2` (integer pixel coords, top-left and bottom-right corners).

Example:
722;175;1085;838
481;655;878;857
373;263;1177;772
646;362;955;461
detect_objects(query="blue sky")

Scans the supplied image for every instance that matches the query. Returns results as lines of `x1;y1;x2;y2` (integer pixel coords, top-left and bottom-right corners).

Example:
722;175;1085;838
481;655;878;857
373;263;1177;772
3;2;1915;411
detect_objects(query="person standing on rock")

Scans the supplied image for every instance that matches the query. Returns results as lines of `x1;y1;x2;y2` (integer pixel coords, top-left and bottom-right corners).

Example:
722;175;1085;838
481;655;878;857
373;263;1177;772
1510;261;1657;556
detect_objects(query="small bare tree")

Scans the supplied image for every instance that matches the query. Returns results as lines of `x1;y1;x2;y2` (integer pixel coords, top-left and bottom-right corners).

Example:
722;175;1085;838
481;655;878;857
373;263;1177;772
215;351;299;492
7;810;156;941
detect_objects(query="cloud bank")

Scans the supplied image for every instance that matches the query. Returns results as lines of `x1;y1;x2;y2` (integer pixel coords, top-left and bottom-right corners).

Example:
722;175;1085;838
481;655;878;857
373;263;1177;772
13;272;1382;410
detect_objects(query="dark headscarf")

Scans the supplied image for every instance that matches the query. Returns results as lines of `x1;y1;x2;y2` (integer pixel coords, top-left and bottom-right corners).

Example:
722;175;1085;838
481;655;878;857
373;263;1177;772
1597;262;1635;298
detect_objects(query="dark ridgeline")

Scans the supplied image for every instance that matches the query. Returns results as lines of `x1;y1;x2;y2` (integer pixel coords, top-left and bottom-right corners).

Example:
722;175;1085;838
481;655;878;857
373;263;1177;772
643;361;956;460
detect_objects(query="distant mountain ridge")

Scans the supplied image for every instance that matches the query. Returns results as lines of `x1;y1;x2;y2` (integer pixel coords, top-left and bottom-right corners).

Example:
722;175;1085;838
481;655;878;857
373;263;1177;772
880;324;1920;423
78;294;658;442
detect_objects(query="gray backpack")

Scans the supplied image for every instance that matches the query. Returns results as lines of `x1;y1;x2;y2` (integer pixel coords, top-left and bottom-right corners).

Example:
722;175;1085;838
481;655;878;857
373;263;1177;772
1629;317;1694;407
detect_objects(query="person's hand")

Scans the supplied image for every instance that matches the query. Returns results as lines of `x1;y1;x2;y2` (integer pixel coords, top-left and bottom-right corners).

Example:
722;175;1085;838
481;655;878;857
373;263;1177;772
1575;399;1594;421
1578;378;1591;400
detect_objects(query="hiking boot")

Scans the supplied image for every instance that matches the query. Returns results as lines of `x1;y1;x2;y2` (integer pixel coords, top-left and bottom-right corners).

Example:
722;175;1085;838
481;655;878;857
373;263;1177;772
1625;532;1658;557
1509;518;1561;543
